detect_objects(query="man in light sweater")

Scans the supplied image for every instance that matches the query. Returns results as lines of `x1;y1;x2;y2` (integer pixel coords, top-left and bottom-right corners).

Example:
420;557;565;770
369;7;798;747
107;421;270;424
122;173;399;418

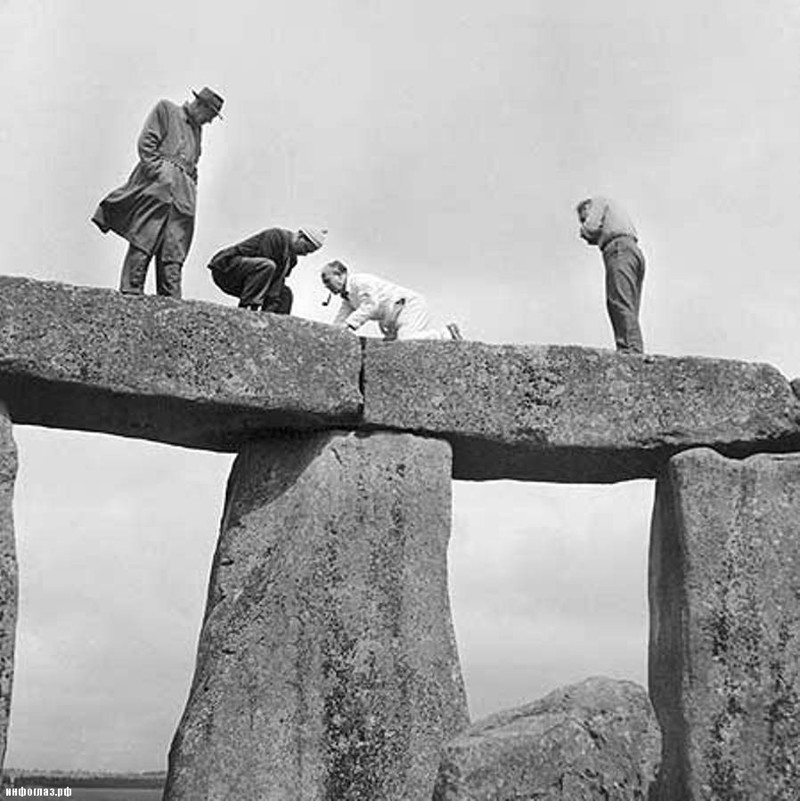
576;196;646;353
321;260;462;341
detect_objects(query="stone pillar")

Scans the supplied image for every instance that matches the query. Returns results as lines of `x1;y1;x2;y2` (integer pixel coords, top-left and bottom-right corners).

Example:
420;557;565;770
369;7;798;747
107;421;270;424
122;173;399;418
649;447;800;799
165;430;469;801
0;408;17;776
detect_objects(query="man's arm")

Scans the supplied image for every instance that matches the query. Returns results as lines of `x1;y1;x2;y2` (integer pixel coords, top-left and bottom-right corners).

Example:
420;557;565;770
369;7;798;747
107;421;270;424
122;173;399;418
579;198;607;244
332;299;353;327
137;100;169;176
343;276;380;331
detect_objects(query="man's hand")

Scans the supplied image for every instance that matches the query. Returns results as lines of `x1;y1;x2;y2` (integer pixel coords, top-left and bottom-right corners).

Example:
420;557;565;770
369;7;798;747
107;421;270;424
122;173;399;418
580;226;599;244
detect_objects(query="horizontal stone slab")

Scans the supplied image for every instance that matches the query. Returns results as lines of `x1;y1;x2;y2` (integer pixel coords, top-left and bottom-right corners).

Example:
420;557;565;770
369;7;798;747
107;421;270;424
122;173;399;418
361;341;800;482
1;276;799;480
0;276;363;451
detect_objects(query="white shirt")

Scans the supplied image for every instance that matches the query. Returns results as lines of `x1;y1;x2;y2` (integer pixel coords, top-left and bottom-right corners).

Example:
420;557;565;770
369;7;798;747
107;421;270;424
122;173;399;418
333;272;420;331
579;196;638;249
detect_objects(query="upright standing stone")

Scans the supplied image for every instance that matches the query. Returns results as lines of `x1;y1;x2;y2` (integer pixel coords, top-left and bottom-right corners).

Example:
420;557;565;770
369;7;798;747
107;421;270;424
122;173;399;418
650;447;800;799
165;430;468;801
0;407;17;777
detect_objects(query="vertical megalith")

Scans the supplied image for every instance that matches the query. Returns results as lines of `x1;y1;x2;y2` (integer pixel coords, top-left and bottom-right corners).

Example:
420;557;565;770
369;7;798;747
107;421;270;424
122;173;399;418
0;407;17;776
165;430;468;801
649;447;800;799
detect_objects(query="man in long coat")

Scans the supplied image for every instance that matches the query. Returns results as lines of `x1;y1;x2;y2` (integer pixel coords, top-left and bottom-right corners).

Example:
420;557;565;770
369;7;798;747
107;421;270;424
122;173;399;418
576;196;646;353
208;226;327;313
92;87;224;299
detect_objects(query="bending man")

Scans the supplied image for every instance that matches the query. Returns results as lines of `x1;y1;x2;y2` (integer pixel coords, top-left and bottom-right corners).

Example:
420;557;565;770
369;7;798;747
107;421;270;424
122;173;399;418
321;260;463;341
208;227;327;313
576;196;646;353
92;87;224;299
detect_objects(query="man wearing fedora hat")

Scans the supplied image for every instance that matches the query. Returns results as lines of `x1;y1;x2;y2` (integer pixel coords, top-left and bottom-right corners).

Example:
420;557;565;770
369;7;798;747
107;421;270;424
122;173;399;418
92;87;224;299
207;226;327;313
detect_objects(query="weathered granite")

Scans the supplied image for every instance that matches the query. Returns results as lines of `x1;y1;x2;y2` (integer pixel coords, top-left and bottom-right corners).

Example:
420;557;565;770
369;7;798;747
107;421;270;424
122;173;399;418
165;430;468;801
433;677;661;800
3;276;800;482
0;275;362;451
0;407;16;777
362;341;800;482
649;448;800;799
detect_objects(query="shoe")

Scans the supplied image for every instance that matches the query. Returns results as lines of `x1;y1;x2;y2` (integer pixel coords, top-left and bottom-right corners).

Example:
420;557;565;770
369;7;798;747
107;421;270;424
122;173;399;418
446;322;463;341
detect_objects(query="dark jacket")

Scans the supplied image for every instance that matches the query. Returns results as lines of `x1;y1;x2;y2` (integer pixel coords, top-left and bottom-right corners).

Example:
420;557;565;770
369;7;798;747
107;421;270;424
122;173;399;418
208;228;297;277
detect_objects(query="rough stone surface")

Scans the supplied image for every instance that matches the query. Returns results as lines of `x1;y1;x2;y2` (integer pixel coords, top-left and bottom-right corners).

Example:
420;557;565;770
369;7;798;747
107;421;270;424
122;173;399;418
0;408;16;777
649;448;800;799
165;430;469;801
0;275;362;451
362;340;800;482
433;677;661;800
4;276;800;481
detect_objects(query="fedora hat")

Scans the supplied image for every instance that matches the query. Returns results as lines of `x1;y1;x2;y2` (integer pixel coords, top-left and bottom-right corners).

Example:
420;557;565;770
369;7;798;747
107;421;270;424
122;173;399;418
192;86;224;119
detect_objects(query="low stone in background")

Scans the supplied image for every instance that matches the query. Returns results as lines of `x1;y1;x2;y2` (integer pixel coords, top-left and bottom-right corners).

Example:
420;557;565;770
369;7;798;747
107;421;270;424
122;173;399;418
433;676;660;800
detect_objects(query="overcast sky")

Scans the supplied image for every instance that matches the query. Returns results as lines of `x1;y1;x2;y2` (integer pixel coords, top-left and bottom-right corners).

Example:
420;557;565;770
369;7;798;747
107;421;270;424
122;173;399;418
2;0;800;773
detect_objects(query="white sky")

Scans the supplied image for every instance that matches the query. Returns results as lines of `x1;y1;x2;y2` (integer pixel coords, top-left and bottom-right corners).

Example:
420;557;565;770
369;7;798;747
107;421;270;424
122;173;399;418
2;0;800;772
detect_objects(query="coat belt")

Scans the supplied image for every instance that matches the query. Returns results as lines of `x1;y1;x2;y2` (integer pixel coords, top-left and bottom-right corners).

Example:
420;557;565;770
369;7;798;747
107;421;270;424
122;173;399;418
162;154;197;182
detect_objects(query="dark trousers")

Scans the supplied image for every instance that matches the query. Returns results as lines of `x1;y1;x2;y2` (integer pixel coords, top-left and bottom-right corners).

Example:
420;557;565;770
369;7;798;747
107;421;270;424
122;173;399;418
120;244;182;298
602;237;645;353
118;210;188;299
211;257;293;313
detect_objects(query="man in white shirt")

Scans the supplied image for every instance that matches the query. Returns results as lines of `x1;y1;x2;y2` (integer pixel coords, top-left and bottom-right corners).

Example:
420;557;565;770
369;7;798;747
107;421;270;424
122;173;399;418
321;260;462;341
576;196;645;354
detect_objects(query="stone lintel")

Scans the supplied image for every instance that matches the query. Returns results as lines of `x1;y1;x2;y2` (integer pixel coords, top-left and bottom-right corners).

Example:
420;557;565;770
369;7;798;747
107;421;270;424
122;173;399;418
1;276;800;480
649;447;800;799
0;275;362;451
362;340;800;482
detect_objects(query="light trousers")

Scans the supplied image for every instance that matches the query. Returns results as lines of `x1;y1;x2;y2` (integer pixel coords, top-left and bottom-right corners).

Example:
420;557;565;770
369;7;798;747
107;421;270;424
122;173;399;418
381;296;449;341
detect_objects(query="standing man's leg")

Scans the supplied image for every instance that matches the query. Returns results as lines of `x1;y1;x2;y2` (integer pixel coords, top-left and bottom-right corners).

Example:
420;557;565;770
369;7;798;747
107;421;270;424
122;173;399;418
154;235;183;299
155;256;183;299
119;244;151;295
603;242;645;353
155;212;195;299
